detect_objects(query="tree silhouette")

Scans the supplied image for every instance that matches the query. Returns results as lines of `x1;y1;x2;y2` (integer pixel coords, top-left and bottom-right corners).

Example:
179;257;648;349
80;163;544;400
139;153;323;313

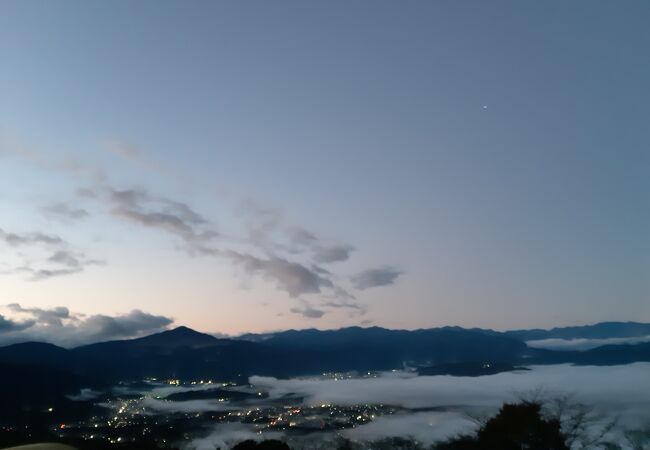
231;439;291;450
476;402;569;450
435;401;570;450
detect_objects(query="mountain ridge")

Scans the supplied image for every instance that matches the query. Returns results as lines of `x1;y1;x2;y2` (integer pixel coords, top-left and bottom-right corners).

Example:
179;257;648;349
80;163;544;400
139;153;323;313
505;321;650;341
0;322;648;386
76;325;220;351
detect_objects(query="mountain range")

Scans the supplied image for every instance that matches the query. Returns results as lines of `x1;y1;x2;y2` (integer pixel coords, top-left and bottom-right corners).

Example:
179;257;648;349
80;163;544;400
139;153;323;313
1;321;649;425
0;325;528;382
504;321;650;341
1;321;648;384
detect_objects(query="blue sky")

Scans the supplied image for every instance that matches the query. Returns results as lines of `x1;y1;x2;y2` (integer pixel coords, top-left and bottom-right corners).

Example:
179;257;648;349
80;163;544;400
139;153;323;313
0;1;648;338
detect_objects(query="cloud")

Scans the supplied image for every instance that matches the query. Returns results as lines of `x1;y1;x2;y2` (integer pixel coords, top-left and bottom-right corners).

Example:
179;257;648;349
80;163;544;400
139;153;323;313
313;244;354;264
227;251;333;298
188;423;281;450
95;364;650;448
107;188;215;243
286;227;354;264
0;227;102;281
83;183;363;307
0;138;106;181
290;304;326;319
0;314;35;333
27;267;84;280
251;363;650;429
344;411;477;446
209;244;361;312
48;250;84;267
67;388;102;401
105;140;160;171
27;251;103;281
527;336;650;351
6;137;401;313
239;201;284;247
78;309;173;343
221;203;367;308
286;226;318;246
7;303;70;326
0;304;174;347
106;141;142;162
351;267;402;290
321;299;367;316
83;186;218;253
42;202;89;221
241;209;353;264
0;227;63;247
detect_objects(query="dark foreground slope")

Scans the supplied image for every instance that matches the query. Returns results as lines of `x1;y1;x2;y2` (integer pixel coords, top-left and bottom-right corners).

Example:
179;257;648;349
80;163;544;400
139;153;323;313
0;362;105;427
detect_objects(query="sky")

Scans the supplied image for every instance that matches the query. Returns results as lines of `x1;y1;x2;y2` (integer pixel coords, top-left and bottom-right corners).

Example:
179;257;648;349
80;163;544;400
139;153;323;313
0;1;649;341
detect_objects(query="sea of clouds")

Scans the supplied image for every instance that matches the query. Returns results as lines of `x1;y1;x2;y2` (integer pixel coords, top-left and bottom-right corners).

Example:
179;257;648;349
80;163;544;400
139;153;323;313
251;364;650;426
132;364;650;449
526;335;650;351
249;363;650;447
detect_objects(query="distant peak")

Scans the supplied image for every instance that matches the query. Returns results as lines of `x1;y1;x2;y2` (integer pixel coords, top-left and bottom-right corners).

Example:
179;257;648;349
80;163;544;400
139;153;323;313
159;326;216;339
169;325;197;334
128;325;220;349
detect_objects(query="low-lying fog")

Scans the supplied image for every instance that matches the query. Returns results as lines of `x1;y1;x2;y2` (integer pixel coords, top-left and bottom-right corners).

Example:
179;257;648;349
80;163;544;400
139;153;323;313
526;335;650;351
114;363;650;449
252;363;650;426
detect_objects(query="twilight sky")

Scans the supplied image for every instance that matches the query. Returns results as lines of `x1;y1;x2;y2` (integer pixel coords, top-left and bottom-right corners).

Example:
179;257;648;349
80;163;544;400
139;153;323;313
0;1;649;341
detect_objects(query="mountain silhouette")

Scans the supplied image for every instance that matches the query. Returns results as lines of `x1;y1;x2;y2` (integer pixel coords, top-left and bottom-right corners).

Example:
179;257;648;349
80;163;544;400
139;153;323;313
0;323;648;388
506;321;650;341
75;326;220;356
